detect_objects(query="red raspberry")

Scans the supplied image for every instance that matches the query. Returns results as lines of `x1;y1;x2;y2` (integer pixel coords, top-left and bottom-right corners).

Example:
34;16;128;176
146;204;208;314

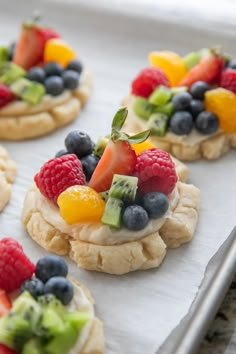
131;67;170;98
134;149;177;195
0;84;15;108
0;238;35;292
0;344;16;354
34;154;86;203
220;69;236;94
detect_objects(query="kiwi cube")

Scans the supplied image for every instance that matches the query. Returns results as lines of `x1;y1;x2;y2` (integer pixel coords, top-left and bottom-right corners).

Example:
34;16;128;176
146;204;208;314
183;51;201;70
0;63;26;85
133;97;155;120
148;86;171;106
154;102;174;117
101;197;124;228
94;136;109;158
109;174;138;203
22;82;45;105
171;86;188;96
147;113;169;137
0;47;9;62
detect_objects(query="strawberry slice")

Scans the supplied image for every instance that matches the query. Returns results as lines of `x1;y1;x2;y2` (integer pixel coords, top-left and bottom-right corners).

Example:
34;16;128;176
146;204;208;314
0;289;11;317
89;140;137;193
178;53;224;88
0;344;17;354
13;23;60;70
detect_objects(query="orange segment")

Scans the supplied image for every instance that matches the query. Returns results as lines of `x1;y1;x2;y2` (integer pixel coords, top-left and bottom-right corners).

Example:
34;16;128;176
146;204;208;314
149;51;187;87
205;88;236;134
44;39;76;67
57;185;105;224
131;140;155;155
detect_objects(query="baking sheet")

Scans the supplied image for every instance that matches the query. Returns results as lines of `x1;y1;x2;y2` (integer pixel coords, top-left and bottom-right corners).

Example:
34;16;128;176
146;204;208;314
0;1;236;353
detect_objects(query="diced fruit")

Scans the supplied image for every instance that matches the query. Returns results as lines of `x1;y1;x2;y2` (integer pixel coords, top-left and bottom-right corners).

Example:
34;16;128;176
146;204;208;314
0;344;17;354
65;131;94;158
81;154;100;182
148;86;171;106
22;338;43;354
190;81;210;99
122;205;149;231
99;190;109;202
172;92;192;110
178;53;224;88
0;238;35;292
169;111;194;135
147;113;169;137
62;70;79;89
26;66;45;83
0;47;9;62
204;88;236;133
45;76;64;96
134;149;177;195
220;69;236;94
154;101;174;117
0;84;15;108
44;277;74;306
183;51;201;70
101;197;124;228
67;60;83;74
44;39;76;68
149;51;187;86
44;62;63;76
94;136;109;158
0;290;12;317
35;255;68;283
108;174;138;202
131;67;169;98
227;59;236;70
20;278;44;299
131;140;155;155
133;97;155;120
57;185;105;224
143;192;169;218
0;62;26;85
189;99;205;118
195;111;219;134
171;86;187;96
34;154;86;203
10;78;45;104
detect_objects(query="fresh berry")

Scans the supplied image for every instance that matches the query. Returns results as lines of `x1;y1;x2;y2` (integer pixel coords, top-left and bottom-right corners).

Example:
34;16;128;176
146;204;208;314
44;39;76;67
172;92;192;110
122;205;149;231
169;111;194;135
0;344;17;354
8;42;16;61
55;149;68;158
0;84;15;108
62;70;79;89
143;191;169;218
34;154;86;203
20;278;44;299
67;60;83;74
227;59;236;70
89;140;137;192
190;81;210;99
0;289;12;317
189;99;205;118
178;53;224;88
148;51;187;86
134;149;177;195
0;238;35;292
35;255;68;283
44;276;74;305
65;131;94;158
220;69;236;94
195;111;219;134
26;66;46;83
45;76;64;96
204;88;236;133
44;62;63;76
81;154;100;181
131;67;169;98
58;185;105;224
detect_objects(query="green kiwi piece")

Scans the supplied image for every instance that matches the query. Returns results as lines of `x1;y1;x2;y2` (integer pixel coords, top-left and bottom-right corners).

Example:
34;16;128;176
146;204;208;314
100;190;109;202
171;86;188;96
0;47;9;62
183;51;201;70
147;113;169;137
109;174;138;202
10;78;45;104
133;97;155;120
94;136;109;157
154;102;174;117
22;338;44;354
148;86;172;106
0;62;25;85
101;197;124;228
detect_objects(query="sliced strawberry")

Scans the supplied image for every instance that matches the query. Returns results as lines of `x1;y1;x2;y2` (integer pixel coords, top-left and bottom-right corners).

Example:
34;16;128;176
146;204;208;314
178;53;224;88
0;289;12;317
89;140;137;193
0;84;15;108
0;344;17;354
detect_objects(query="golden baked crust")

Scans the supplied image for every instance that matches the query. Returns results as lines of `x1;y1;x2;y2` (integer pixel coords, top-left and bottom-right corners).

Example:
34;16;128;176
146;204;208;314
0;70;92;141
0;145;17;211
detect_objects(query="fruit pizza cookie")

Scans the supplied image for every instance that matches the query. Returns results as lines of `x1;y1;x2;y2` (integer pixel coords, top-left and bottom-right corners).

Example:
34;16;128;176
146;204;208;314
0;145;16;212
22;108;200;275
122;49;236;160
0;18;92;140
0;237;104;354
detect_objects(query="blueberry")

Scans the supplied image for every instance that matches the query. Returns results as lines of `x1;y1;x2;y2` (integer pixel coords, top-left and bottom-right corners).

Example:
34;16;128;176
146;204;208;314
227;59;236;70
65;131;94;158
81;154;100;181
169;111;194;135
44;62;63;76
44;276;74;305
62;70;79;90
27;67;46;84
45;76;64;96
67;60;83;74
172;92;192;110
122;205;149;231
189;99;205;118
8;42;16;61
20;278;44;299
143;192;169;219
195;111;219;134
35;255;68;283
190;81;210;99
55;149;69;158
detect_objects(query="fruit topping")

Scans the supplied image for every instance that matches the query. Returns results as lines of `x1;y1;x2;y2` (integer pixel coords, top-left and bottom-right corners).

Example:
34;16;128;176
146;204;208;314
101;197;124;228
0;238;35;292
0;62;25;85
195;111;219;134
65;131;94;158
190;81;210;99
34;154;86;203
134;149;177;195
148;85;172;106
10;78;45;104
147;112;169;137
143;192;169;219
57;185;105;224
227;59;236;70
130;139;155;155
35;255;68;283
26;66;45;83
133;97;155;120
172;92;192;110
0;47;9;63
183;51;201;70
55;149;68;158
44;39;76;67
0;84;15;108
44;276;74;305
0;344;16;354
20;278;44;299
131;67;169;98
67;60;83;74
169;111;194;135
189;99;205;118
62;70;79;90
44;61;63;76
108;174;138;203
44;75;64;96
81;154;100;182
122;205;149;231
0;290;12;317
220;68;236;94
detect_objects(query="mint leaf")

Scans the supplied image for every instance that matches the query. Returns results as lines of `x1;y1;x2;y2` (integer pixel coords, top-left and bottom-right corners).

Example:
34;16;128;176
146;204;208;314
112;107;128;131
127;130;151;144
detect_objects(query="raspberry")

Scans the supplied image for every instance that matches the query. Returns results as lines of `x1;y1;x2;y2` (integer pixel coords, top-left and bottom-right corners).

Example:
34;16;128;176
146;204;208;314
0;238;35;292
131;67;169;98
220;69;236;94
34;154;86;203
0;84;15;108
134;149;177;195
